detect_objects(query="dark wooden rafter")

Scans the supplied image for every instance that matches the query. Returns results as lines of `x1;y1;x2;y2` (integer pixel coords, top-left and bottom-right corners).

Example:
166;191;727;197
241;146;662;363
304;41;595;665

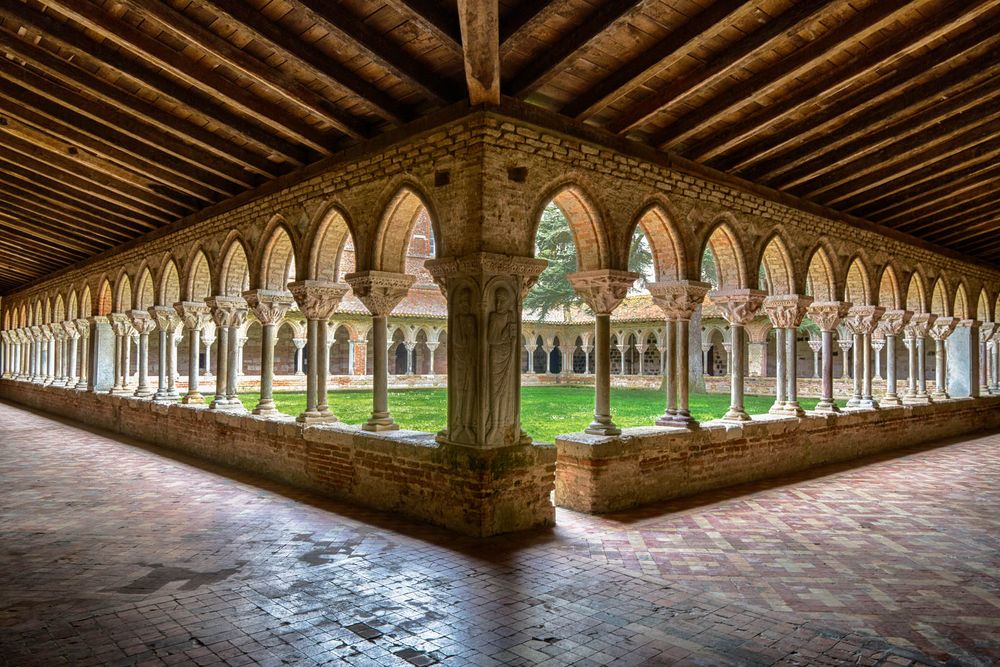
500;0;562;52
0;1;306;169
201;0;412;125
855;162;1000;222
0;192;132;247
381;0;463;56
896;191;1000;237
505;0;644;97
647;0;917;150
285;0;458;104
0;206;111;255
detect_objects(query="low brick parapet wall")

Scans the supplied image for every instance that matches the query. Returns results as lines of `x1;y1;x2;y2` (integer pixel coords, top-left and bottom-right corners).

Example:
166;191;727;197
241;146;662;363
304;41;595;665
0;380;555;537
555;396;1000;514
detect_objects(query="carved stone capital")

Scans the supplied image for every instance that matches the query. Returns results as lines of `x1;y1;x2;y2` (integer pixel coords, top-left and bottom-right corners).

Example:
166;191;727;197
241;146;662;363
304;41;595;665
876;309;912;337
648;280;711;320
173;301;212;331
243;289;295;325
128;310;157;335
149;306;181;333
807;340;823;353
980;322;996;342
109;313;134;337
74;318;90;338
566;269;639;316
763;294;814;329
843;305;885;336
343;271;415;317
206;296;249;329
288;280;350;321
708;288;767;326
905;312;937;339
807;301;852;332
928;316;957;341
426;252;547;300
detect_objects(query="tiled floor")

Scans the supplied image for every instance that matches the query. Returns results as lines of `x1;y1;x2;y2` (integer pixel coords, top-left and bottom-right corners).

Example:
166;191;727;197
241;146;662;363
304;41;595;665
1;400;997;666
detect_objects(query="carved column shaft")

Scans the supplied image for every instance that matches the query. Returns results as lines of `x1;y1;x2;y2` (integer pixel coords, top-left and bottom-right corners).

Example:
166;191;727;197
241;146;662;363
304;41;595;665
244;290;294;417
650;281;710;427
711;289;767;422
808;302;850;413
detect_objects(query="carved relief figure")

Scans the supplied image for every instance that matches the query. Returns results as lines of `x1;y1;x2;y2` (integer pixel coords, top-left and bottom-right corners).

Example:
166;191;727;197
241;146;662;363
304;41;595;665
452;285;477;443
486;285;517;443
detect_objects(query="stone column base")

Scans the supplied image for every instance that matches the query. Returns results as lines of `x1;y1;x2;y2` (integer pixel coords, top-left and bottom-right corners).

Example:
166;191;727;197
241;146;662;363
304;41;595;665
903;395;932;405
298;413;339;425
856;399;880;410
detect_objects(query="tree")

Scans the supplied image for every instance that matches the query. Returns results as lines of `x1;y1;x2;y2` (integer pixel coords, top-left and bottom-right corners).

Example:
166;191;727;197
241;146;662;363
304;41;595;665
524;204;654;320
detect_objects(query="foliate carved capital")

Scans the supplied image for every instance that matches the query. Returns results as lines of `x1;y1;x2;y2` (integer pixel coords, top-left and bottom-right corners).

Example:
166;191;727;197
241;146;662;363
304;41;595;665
843;305;885;336
905;312;937;339
39;324;54;341
426;252;548;300
876;309;912;337
173;301;212;331
110;313;134;337
149;306;181;333
129;310;157;335
287;280;350;321
648;280;711;320
566;269;639;316
74;319;90;338
243;289;295;325
0;331;8;344
708;288;767;326
61;321;79;339
929;316;957;341
807;301;852;332
763;294;814;329
343;271;415;317
980;322;996;342
807;340;823;353
29;325;42;340
206;296;249;329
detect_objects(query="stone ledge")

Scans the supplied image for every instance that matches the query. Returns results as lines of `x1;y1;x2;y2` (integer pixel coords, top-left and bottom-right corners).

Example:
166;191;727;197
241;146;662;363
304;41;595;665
555;396;1000;514
0;380;555;537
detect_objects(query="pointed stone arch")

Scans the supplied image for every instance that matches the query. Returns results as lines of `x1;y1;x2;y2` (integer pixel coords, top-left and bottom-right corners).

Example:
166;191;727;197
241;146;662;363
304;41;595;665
136;266;156;309
844;257;871;305
54;293;65;322
304;202;356;281
701;221;746;289
96;279;113;316
256;218;298;290
113;271;132;313
905;271;928;313
535;182;609;271
218;235;251;297
977;288;991;321
373;185;439;273
930;277;949;317
953;282;970;320
758;234;796;295
159;258;181;306
67;289;78;320
805;245;837;301
877;264;902;309
629;202;685;281
184;248;213;301
80;285;92;318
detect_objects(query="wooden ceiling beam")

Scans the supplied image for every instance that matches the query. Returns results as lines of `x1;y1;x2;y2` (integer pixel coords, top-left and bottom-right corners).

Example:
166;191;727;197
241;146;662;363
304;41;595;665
807;120;1000;207
0;202;123;253
285;0;457;104
898;193;1000;239
690;0;996;163
855;162;1000;221
380;0;463;56
0;57;263;187
876;171;1000;227
0;130;197;219
0;247;66;276
793;102;1000;202
203;0;411;125
649;0;915;150
106;0;363;146
0;213;100;260
458;0;500;105
945;222;1000;252
0;93;233;202
505;0;644;97
40;0;339;152
759;58;1000;190
0;185;139;246
563;0;752;123
836;141;1000;213
0;2;301;169
500;0;562;53
599;0;835;131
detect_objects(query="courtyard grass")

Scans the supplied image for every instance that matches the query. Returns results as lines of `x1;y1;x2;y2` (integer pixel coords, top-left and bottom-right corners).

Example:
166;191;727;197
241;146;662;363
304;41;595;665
238;386;830;442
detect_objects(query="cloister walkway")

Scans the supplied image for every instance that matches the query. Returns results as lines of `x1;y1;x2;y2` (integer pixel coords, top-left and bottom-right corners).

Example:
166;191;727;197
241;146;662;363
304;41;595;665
1;401;997;667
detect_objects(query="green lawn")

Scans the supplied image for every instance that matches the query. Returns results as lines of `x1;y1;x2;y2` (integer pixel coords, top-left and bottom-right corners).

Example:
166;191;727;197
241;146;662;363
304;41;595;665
239;386;831;442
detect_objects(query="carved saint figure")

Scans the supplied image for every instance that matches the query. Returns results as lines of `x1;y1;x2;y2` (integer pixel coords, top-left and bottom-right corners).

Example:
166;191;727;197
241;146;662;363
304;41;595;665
486;285;517;444
452;285;477;443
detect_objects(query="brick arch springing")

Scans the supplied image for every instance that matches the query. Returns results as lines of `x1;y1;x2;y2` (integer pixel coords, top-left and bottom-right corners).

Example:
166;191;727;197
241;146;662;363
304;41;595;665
844;258;871;305
977;288;990;321
257;220;297;290
306;204;355;281
219;238;251;297
373;186;436;274
701;222;746;289
953;283;970;320
905;271;927;313
135;267;155;309
79;286;91;318
54;294;65;322
44;297;51;323
159;259;181;306
877;265;902;309
539;185;607;272
96;280;113;316
19;304;27;327
185;249;213;301
113;272;133;313
67;289;78;320
930;278;949;317
758;234;796;295
630;204;685;281
805;246;836;301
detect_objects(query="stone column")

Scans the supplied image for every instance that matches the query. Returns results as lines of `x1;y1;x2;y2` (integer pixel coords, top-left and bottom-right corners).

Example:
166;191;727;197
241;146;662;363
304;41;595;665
73;320;89;389
289;281;349;424
844;306;884;409
992;332;1000;394
904;313;936;404
745;317;771;378
406;341;417;375
875;310;911;406
635;343;647;375
764;295;813;416
61;323;79;387
807;302;850;413
243;290;294;416
128;311;156;398
201;324;216;377
126;332;136;386
50;328;64;386
206;296;247;409
344;272;415;431
567;269;638;436
292;337;306;376
427;342;439;375
174;302;212;404
710;288;767;421
583;344;593;374
426;253;547;446
838;336;852;380
808;340;822;378
149;307;180;401
616;344;627;376
872;336;885;380
108;315;132;395
929;317;956;400
980;323;995;396
226;308;248;407
649;280;710;428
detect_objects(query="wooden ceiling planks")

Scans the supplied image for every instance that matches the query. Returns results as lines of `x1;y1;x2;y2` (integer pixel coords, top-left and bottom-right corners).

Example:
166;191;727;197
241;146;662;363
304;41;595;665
0;0;997;294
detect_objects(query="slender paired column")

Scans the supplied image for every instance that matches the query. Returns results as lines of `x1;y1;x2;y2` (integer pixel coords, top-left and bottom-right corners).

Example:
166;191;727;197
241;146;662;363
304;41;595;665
763;295;814;416
149;307;180;401
128;311;156;398
41;325;54;384
244;290;295;417
205;296;246;409
807;302;851;413
710;288;767;421
289;281;350;424
226;306;248;407
616;344;627;376
808;340;822;378
425;253;546;447
62;325;78;388
0;331;9;379
904;313;936;404
875;310;911;406
292;337;307;375
843;306;884;409
872;337;885;380
566;269;638;436
649;280;710;428
74;319;89;390
109;315;133;395
201;325;216;377
980;323;996;396
992;331;1000;394
929;317;957;400
838;338;852;380
344;272;416;431
427;341;439;375
174;302;212;404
